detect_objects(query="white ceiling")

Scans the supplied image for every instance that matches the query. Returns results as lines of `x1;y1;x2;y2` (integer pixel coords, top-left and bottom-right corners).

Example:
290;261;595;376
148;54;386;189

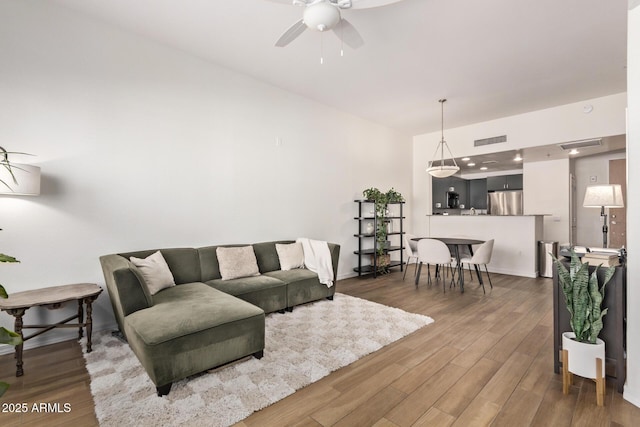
52;0;628;135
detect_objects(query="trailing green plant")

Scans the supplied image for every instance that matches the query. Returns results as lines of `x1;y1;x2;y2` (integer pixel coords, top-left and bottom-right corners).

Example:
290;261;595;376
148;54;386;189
1;254;23;397
0;151;26;396
362;188;404;272
552;250;615;344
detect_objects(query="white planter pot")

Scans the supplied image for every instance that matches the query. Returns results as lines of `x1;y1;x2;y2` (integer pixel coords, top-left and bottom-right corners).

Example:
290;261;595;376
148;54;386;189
562;332;605;379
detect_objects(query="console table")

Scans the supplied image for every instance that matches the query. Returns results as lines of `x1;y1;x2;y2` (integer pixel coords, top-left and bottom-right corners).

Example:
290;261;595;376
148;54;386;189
0;283;102;377
553;263;626;393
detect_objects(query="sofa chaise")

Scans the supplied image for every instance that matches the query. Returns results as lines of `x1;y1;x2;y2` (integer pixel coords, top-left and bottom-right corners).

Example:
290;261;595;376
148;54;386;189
99;240;340;396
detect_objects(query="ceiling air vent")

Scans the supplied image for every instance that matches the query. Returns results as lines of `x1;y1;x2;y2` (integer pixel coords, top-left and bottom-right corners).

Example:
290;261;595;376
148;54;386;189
559;138;602;150
474;135;507;147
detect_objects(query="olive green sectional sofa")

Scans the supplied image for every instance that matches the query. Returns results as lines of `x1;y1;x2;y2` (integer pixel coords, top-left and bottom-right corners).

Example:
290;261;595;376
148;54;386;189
99;240;340;396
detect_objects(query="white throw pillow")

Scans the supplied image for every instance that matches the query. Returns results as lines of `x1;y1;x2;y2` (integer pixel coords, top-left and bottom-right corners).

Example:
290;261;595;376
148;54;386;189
130;251;176;296
216;246;261;280
276;242;305;271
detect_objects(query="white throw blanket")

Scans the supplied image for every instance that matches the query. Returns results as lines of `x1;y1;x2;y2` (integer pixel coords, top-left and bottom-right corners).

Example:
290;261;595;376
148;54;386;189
296;238;334;288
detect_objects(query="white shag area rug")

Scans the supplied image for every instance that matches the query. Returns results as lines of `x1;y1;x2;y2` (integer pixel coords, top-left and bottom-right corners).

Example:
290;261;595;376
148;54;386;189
84;293;434;427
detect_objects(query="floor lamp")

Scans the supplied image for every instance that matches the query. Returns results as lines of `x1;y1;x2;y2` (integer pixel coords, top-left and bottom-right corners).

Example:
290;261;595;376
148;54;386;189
0;147;41;196
583;184;624;248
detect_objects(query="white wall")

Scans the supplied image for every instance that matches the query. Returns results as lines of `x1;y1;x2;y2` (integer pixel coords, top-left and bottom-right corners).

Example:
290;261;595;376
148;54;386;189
573;151;627;247
624;0;640;408
0;1;412;351
412;92;627;235
523;158;570;245
427;215;543;278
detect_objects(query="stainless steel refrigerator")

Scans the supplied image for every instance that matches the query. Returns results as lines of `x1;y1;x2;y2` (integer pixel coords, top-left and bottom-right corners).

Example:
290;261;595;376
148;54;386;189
487;190;523;215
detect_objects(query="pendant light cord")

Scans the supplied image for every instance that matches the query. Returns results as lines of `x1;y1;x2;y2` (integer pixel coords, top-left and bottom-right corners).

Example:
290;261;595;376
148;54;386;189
426;98;459;177
440;99;446;166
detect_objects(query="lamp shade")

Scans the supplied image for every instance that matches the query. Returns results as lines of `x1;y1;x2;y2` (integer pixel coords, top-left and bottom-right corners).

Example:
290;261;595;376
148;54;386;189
583;184;624;208
0;163;41;196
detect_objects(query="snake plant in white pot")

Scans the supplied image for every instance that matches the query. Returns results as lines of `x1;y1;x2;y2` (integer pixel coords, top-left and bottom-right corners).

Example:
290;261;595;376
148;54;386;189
553;250;615;406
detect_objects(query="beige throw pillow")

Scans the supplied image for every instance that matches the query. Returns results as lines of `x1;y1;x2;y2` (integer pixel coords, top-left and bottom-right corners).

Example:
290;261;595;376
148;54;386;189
276;242;305;271
130;251;176;296
216;246;261;280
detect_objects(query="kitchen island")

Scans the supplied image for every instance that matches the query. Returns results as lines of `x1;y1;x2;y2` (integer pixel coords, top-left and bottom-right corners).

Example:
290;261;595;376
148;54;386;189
426;214;545;278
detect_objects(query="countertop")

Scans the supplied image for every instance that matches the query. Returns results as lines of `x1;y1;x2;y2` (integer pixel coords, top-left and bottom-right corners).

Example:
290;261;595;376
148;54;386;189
426;214;550;217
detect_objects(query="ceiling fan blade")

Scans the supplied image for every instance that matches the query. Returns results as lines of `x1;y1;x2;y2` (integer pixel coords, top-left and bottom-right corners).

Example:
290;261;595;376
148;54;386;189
265;0;311;5
275;19;308;47
333;19;364;49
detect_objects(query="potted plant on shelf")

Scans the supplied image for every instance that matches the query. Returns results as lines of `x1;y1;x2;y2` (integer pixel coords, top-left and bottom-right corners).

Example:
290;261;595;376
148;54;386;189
362;187;404;273
553;250;615;406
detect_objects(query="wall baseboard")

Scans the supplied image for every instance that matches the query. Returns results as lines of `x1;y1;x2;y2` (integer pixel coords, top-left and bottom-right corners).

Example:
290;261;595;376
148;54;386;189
623;388;640;409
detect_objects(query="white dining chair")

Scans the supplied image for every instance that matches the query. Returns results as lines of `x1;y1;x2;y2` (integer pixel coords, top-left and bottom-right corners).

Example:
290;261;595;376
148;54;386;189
448;235;475;281
416;239;455;292
459;239;495;294
403;233;419;280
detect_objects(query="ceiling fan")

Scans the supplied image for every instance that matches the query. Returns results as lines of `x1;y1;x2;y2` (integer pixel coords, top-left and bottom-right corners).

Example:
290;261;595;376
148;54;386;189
273;0;365;49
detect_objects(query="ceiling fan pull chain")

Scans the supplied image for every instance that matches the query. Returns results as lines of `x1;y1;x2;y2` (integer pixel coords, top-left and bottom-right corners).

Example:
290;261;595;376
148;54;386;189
340;21;344;57
320;32;324;64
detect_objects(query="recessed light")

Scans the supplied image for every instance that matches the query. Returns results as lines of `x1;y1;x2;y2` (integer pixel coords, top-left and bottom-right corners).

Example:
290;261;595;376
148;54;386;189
569;149;579;155
462;157;471;161
514;154;523;161
480;167;488;171
467;162;476;167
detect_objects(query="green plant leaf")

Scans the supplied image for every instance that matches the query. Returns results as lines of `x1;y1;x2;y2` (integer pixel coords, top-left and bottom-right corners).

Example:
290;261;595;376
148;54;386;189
553;255;573;318
570;262;590;341
0;253;19;263
0;327;22;346
588;265;615;343
0;284;8;299
588;268;603;343
0;381;9;397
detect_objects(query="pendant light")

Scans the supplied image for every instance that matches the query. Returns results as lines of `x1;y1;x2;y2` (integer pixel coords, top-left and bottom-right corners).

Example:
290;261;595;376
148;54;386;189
426;99;459;178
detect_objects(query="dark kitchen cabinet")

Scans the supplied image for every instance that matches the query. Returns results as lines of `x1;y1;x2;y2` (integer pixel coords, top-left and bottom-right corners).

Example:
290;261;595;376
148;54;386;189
456;178;469;208
432;176;468;210
486;174;523;191
432;177;449;209
469;179;487;209
506;174;523;190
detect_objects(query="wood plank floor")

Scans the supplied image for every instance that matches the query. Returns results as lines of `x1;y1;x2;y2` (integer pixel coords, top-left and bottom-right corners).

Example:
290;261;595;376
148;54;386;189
1;268;639;426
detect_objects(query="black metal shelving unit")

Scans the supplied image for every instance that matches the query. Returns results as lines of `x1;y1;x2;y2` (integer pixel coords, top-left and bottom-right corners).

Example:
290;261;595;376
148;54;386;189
354;200;405;278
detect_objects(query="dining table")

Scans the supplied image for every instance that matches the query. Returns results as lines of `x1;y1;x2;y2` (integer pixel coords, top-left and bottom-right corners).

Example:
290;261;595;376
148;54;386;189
412;237;485;293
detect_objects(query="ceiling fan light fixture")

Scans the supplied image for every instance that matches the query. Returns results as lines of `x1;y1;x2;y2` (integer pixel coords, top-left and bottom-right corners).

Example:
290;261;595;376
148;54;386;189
427;99;459;179
303;2;341;31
